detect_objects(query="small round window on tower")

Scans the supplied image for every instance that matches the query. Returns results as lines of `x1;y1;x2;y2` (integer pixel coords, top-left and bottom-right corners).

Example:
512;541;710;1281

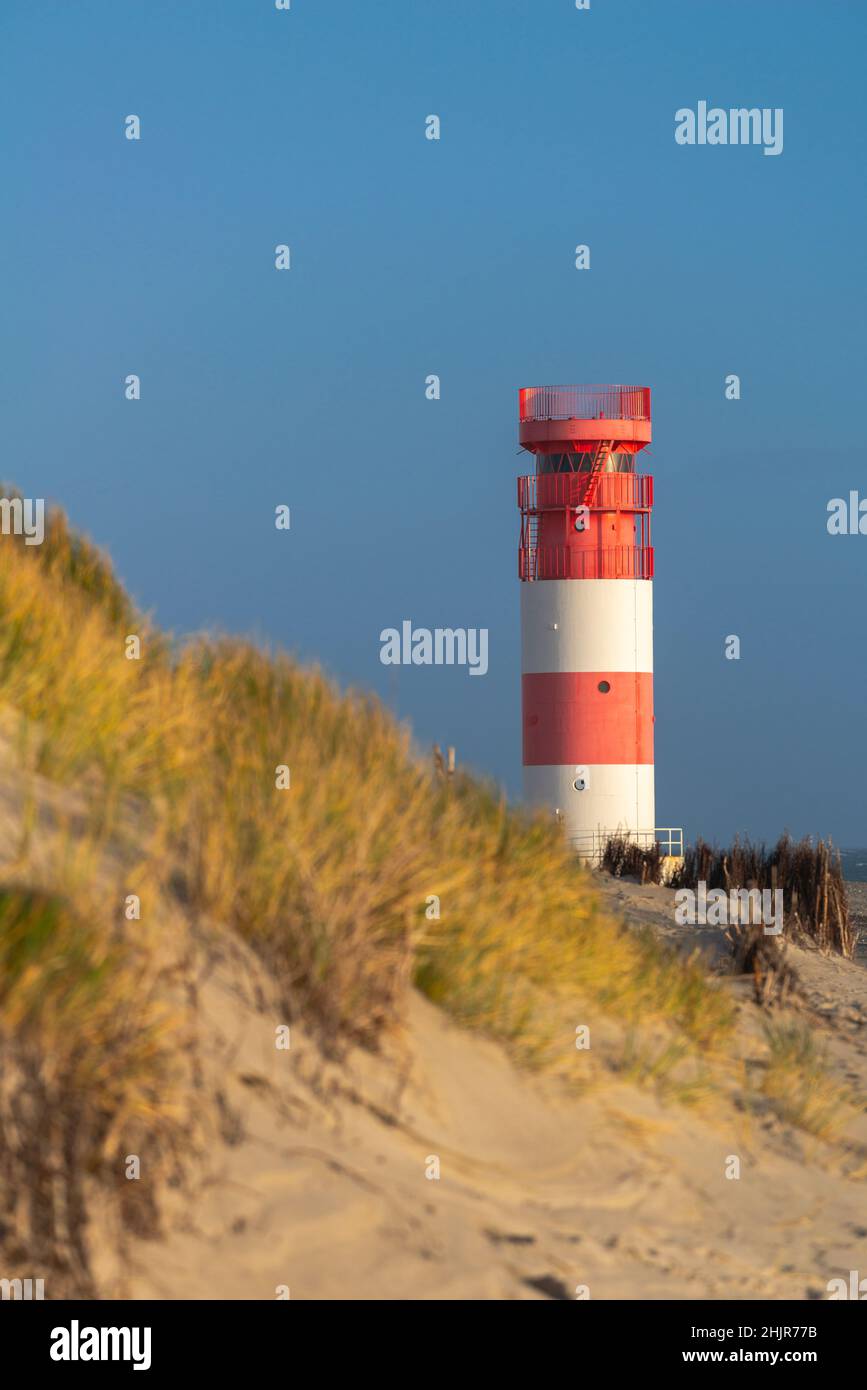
598;680;611;693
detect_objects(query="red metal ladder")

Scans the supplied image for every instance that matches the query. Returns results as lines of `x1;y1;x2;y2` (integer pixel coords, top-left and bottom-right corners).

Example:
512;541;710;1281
581;440;614;510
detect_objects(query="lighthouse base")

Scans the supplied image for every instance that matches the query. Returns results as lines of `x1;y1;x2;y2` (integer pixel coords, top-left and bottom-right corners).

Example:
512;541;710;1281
522;763;655;862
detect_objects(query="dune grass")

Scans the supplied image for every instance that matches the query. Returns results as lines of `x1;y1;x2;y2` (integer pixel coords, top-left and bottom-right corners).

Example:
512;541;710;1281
0;502;734;1075
761;1021;852;1139
0;884;181;1287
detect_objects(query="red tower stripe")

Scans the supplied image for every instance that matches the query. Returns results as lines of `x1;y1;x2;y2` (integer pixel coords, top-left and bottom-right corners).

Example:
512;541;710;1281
522;672;654;766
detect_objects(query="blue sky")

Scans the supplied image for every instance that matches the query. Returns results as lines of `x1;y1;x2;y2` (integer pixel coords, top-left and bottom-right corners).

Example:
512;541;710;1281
2;0;865;844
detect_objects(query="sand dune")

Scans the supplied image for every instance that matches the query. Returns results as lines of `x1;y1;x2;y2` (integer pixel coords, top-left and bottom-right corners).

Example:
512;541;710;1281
98;886;867;1301
1;715;865;1301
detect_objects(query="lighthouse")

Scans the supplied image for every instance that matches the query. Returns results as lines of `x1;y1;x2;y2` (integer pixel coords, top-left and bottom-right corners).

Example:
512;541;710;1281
517;384;657;859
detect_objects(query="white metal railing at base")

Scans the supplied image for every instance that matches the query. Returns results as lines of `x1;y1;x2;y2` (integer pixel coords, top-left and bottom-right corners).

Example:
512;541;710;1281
569;827;684;860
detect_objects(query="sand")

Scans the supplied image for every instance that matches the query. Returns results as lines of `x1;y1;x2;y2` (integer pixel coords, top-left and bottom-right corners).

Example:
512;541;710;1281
101;876;867;1301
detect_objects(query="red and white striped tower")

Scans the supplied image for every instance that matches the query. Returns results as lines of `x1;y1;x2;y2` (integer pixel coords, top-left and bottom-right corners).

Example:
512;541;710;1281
517;385;655;858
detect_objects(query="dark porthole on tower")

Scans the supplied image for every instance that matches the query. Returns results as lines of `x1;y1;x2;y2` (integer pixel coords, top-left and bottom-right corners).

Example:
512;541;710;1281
598;680;611;693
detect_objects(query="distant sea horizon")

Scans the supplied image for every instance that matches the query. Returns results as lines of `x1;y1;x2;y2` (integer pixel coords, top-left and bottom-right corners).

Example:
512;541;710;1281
841;849;867;883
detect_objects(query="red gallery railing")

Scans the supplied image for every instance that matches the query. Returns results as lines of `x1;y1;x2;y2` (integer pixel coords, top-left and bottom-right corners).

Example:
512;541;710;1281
518;543;655;582
517;472;653;513
518;385;651;424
